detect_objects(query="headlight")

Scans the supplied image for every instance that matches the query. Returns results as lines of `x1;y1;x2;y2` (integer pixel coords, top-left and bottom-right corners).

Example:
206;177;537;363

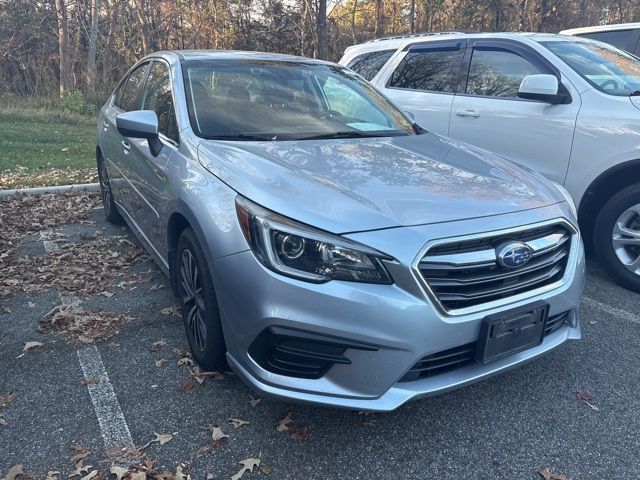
235;196;393;284
552;182;577;218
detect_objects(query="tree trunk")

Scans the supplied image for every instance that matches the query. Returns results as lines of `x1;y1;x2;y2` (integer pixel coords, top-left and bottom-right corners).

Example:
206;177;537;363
317;0;327;59
518;0;529;30
409;0;416;33
351;0;358;43
86;0;100;96
133;0;152;54
54;0;72;97
374;0;384;37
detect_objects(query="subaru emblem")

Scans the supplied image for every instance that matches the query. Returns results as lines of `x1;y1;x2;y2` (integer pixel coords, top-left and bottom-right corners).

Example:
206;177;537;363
496;242;532;268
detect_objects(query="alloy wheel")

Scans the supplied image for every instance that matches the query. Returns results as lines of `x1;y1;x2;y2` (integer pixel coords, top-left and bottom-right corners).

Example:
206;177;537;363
180;248;207;352
611;203;640;275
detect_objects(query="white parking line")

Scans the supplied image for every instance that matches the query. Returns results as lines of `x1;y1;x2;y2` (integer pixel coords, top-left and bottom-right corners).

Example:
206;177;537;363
77;346;134;451
582;296;640;324
40;230;135;460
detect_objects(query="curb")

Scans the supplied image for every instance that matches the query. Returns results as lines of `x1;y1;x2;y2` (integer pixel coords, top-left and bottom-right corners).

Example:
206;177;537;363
0;183;100;197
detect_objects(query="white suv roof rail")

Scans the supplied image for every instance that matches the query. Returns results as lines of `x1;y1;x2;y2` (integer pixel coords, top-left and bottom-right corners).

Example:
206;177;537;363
364;31;470;44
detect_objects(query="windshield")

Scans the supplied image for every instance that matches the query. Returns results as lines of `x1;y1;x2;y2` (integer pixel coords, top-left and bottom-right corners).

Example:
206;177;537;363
182;59;416;140
541;39;640;96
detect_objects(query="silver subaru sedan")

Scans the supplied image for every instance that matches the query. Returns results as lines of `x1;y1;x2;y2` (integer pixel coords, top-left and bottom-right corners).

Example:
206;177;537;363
96;50;585;411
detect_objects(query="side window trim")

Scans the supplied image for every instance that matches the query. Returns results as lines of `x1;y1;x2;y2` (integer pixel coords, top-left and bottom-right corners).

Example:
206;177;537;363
384;39;467;95
458;39;568;102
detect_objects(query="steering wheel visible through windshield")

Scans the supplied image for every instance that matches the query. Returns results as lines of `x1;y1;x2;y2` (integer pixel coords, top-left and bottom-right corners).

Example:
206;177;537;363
182;59;417;141
542;39;640;96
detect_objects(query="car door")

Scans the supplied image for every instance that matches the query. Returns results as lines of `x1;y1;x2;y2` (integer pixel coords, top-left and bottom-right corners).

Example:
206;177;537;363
101;61;151;217
448;40;580;184
374;40;465;135
131;60;180;255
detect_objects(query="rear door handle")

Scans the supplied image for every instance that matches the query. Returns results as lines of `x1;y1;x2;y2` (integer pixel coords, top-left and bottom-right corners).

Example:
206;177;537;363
122;140;131;154
456;109;480;118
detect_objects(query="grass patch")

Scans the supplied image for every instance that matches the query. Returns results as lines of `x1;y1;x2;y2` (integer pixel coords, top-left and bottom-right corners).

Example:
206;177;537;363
0;95;98;189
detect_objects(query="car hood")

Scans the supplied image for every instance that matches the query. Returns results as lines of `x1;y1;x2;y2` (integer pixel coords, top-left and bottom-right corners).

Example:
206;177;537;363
197;133;562;233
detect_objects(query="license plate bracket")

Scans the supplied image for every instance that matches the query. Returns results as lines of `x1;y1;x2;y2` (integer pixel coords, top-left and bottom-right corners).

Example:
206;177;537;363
476;301;549;364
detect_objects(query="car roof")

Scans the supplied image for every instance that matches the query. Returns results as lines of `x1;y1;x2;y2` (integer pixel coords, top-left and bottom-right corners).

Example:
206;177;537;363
144;49;335;66
560;22;640;35
343;31;572;57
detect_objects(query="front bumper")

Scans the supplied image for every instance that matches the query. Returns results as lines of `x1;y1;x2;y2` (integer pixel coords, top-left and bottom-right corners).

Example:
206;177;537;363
212;208;585;411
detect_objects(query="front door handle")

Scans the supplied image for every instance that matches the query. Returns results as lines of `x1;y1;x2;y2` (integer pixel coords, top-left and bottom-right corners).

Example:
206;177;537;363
122;140;131;154
456;108;480;118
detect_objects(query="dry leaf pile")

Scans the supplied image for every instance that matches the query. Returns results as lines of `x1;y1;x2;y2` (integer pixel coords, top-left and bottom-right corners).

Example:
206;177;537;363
0;168;98;191
0;235;146;299
0;191;99;259
38;304;131;343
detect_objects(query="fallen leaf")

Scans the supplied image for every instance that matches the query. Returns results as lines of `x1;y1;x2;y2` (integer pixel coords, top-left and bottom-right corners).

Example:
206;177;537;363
576;390;599;411
538;466;569;480
290;425;309;441
69;465;92;478
178;378;197;392
155;358;167;368
191;369;224;380
249;396;261;408
207;425;229;445
70;444;91;465
150;340;166;352
101;291;114;298
79;378;100;386
1;465;23;480
258;466;271;475
276;412;293;432
177;357;194;367
230;458;260;480
160;306;181;317
79;471;98;480
228;418;249;429
110;466;129;480
174;464;190;480
140;432;176;449
363;420;377;427
22;341;43;352
27;302;36;309
150;284;165;291
44;471;60;480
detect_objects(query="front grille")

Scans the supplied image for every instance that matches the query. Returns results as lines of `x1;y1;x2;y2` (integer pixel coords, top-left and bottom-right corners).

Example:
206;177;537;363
400;311;571;382
418;224;573;311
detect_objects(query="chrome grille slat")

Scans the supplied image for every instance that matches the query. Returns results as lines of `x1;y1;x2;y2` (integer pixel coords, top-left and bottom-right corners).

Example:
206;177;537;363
419;224;573;311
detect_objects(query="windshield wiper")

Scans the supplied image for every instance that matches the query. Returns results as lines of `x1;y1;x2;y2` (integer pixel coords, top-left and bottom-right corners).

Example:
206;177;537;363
207;133;278;141
299;131;401;141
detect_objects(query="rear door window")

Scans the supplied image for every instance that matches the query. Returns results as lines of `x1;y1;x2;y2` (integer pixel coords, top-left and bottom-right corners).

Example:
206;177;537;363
388;45;464;93
118;62;150;112
346;50;396;81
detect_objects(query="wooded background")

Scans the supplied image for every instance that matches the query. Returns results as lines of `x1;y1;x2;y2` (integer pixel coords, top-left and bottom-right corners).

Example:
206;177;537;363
1;0;639;102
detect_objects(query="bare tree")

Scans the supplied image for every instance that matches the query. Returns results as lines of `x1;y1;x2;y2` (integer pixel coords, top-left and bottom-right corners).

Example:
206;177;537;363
86;0;100;96
317;0;328;59
54;0;72;96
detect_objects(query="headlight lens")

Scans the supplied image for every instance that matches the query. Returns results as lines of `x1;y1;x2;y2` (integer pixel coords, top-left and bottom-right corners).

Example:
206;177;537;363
552;182;577;218
235;196;393;284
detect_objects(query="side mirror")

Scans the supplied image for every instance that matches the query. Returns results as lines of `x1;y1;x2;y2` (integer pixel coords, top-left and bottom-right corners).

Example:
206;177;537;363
517;74;569;104
116;110;163;157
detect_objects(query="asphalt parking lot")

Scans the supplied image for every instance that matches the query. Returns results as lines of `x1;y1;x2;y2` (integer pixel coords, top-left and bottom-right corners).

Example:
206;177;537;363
1;192;640;480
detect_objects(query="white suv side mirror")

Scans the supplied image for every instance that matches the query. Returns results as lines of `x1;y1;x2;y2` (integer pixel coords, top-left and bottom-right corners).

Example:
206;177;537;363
518;74;568;104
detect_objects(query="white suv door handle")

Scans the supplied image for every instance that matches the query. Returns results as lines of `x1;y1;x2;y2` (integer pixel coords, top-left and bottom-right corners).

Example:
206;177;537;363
456;109;480;118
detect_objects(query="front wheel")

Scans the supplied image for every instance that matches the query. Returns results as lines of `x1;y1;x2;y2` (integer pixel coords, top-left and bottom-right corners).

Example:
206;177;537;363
176;227;227;371
593;183;640;292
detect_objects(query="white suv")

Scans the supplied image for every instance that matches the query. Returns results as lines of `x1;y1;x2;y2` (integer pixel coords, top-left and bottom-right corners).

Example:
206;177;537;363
340;32;640;291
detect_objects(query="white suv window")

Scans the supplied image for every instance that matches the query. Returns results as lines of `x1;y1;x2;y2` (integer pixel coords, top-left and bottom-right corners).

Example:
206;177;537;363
388;47;463;93
346;50;396;81
466;49;541;98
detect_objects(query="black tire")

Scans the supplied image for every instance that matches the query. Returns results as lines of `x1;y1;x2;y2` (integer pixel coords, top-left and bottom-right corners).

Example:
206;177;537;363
97;155;124;225
593;183;640;292
176;227;227;371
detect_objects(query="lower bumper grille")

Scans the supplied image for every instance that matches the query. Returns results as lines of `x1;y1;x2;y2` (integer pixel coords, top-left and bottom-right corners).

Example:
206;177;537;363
249;327;377;379
400;310;571;382
418;223;574;312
